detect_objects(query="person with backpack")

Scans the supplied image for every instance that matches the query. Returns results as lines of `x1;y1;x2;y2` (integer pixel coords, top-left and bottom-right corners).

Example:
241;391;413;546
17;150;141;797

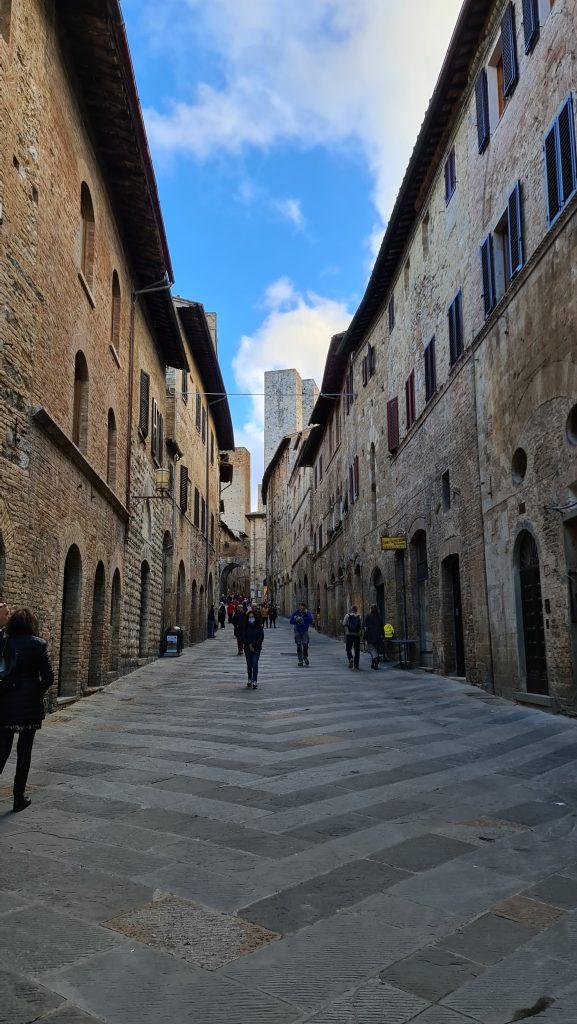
0;608;54;813
343;605;362;670
243;605;264;689
364;604;384;670
232;602;245;655
290;602;314;666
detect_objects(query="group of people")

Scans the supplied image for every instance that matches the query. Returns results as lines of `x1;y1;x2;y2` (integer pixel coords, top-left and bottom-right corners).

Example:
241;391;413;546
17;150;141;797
0;602;54;813
343;604;391;670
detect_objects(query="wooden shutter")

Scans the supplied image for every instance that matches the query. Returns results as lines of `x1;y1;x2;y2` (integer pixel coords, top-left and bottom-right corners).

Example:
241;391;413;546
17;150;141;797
201;498;206;535
151;399;158;459
158;412;164;466
449;292;463;365
194;487;200;527
353;455;360;499
558;96;577;205
139;370;150;436
179;465;188;512
368;344;375;377
507;182;524;278
522;0;539;53
480;235;496;317
361;356;368;387
501;4;518;98
425;336;436;402
349;465;354;504
387;397;399;452
405;371;415;429
388;295;395;333
475;69;490;154
545;123;561;224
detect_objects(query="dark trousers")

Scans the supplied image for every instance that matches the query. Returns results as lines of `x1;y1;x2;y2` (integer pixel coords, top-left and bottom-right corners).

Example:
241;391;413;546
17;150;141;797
296;642;309;664
270;618;277;628
236;636;244;654
263;618;269;628
346;635;361;668
244;648;261;682
0;729;36;799
219;619;225;629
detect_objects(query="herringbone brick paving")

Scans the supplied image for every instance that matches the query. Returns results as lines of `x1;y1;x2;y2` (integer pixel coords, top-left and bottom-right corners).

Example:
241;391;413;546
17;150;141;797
1;620;577;1022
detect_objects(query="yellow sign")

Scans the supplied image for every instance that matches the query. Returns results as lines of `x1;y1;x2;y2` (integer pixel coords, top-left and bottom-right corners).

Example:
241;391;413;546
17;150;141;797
381;536;407;551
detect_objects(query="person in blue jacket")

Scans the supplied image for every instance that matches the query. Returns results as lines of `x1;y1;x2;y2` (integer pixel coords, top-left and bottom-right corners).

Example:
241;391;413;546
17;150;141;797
243;605;264;690
290;602;314;667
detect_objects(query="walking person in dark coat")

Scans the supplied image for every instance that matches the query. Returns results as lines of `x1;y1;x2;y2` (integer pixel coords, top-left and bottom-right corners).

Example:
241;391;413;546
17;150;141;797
207;605;216;638
243;605;264;689
217;602;226;630
343;606;363;670
232;603;245;655
364;604;384;670
0;609;54;813
269;604;278;629
290;602;314;666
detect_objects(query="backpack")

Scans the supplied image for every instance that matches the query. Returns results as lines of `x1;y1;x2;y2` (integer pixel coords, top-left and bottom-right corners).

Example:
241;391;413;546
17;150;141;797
347;614;361;634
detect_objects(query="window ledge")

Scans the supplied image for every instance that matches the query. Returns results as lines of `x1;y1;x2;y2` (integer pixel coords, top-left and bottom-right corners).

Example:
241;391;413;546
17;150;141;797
78;271;96;308
32;405;129;522
109;344;121;368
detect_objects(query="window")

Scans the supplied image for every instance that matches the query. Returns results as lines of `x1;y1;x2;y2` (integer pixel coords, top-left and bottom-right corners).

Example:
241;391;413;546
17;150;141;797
422;211;430;257
522;0;539;52
139;370;150;437
404;260;410;293
201;497;206;536
481;181;524;317
405;371;416;429
481;234;497;318
387;397;400;452
151;399;159;461
319;454;323;482
195;390;201;432
444;147;457;204
361;355;369;387
0;0;12;43
193;486;200;527
110;271;121;351
442;470;451;510
210;513;215;546
475;68;490;153
544;95;577;226
210;430;215;465
72;351;89;452
388;294;395;333
424;336;436;402
179;465;188;513
500;3;519;99
353;455;360;499
368;344;375;378
448;290;464;366
201;406;206;444
345;360;354;414
182;369;188;404
158;411;164;466
106;409;117;489
80;183;95;289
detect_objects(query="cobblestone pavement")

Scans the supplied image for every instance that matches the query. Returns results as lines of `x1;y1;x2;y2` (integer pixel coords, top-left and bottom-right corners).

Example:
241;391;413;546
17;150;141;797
2;620;577;1023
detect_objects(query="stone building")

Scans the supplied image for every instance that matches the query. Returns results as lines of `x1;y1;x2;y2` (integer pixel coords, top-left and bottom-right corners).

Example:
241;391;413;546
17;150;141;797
0;0;233;701
264;368;319;469
247;488;267;603
219;446;251;596
271;0;577;711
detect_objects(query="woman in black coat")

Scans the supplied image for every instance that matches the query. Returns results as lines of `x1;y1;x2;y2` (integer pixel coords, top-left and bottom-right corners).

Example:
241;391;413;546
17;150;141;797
0;608;54;812
364;604;384;670
243;606;264;690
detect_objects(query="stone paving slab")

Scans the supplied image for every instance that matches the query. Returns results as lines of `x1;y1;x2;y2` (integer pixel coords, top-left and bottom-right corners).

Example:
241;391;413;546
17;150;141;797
0;963;64;1023
0;906;122;975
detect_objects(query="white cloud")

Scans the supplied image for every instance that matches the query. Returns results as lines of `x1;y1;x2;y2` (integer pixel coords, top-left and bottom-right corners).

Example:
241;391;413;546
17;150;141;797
232;278;351;505
143;0;463;229
271;197;306;232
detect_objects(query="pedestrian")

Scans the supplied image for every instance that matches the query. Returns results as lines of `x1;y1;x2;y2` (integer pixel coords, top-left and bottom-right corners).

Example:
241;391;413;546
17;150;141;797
269;604;278;629
218;601;226;630
290;602;314;667
227;598;235;624
343;605;363;670
232;602;245;655
364;604;384;670
0;608;54;813
207;605;216;638
243;605;264;689
261;604;269;629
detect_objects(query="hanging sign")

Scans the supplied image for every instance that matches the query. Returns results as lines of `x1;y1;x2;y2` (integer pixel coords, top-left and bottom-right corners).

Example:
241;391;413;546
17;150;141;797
381;536;407;551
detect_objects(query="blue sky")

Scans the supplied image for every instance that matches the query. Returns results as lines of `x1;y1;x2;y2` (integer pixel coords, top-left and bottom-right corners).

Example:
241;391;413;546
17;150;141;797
121;0;463;504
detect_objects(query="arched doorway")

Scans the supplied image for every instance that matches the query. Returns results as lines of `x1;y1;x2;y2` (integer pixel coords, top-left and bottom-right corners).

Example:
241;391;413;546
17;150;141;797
442;554;465;677
139;561;150;658
176;560;186;632
109;569;121;672
161;532;172;634
199;584;205;639
516;531;548;694
208;573;214;611
88;561;105;687
371;568;385;621
412;531;431;667
190;580;198;643
59;545;83;696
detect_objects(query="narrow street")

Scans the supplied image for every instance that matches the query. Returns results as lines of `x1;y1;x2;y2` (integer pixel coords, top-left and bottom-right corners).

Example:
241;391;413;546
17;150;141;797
2;620;577;1023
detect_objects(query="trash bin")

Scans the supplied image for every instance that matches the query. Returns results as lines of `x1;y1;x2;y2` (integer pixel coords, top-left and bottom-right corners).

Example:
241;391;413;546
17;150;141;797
163;626;183;656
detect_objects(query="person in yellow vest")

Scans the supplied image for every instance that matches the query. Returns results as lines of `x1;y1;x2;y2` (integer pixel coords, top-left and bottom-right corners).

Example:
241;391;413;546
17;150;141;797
383;622;395;662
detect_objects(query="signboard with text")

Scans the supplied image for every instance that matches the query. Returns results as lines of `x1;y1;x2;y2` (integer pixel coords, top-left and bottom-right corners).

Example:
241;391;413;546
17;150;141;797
381;536;407;551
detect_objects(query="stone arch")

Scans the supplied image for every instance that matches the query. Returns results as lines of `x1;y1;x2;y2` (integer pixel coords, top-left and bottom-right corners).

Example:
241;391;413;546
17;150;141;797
88;561;106;688
199;584;205;639
514;528;549;695
139;560;151;658
59;544;83;697
176;560;186;631
109;568;121;672
72;351;89;453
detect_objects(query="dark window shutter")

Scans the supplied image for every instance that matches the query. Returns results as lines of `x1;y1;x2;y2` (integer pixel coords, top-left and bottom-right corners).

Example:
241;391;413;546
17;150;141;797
449;291;464;365
354;455;359;499
558;96;577;205
448;300;457;364
179;465;188;512
507;182;524;278
475;69;490;153
194;487;200;527
480;235;496;317
388;295;395;333
501;3;519;98
545;123;561;224
522;0;539;53
139;370;150;436
425;336;436;402
405;372;415;428
387;397;399;452
361;356;368;387
349;465;354;504
158;412;164;466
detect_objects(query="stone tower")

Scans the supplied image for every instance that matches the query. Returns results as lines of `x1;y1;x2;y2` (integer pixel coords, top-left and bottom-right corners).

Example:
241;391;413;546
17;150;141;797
264;369;320;471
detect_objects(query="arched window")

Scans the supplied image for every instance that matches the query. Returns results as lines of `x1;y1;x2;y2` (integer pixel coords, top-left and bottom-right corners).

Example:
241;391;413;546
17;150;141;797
73;351;89;453
110;271;121;350
80;182;95;289
106;409;117;489
176;560;186;628
59;545;83;696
